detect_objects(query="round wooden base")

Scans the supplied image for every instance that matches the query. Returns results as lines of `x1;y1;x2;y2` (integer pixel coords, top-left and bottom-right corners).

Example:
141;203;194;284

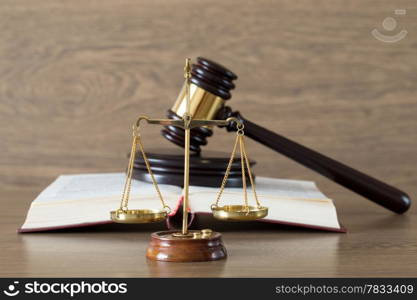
146;230;227;262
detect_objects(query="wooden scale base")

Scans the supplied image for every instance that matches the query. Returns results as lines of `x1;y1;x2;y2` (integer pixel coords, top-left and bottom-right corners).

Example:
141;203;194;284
146;230;227;262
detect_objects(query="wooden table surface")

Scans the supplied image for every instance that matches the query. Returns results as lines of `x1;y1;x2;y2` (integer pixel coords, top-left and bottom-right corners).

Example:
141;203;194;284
1;187;416;277
1;0;416;277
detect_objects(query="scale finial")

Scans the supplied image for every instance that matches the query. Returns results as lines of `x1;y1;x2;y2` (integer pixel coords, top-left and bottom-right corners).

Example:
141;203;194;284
184;58;191;79
183;58;192;119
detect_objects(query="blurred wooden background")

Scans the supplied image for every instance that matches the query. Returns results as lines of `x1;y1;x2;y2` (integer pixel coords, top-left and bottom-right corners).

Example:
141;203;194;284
1;0;417;277
1;0;416;212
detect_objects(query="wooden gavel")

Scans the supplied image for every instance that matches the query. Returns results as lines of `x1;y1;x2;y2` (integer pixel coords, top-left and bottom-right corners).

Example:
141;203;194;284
161;57;411;214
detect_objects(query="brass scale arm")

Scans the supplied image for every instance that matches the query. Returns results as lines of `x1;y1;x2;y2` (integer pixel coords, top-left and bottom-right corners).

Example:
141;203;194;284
135;116;241;130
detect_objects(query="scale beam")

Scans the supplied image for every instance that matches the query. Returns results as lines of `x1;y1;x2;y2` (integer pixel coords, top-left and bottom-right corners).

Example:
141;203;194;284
136;116;242;130
136;117;184;128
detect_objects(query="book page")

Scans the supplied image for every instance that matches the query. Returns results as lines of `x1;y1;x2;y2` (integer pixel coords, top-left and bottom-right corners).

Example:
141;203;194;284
188;176;330;205
21;173;182;230
33;173;181;205
188;176;340;229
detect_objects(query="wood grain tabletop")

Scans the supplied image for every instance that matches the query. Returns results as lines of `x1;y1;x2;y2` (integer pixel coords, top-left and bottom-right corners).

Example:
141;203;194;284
1;187;416;277
0;0;416;277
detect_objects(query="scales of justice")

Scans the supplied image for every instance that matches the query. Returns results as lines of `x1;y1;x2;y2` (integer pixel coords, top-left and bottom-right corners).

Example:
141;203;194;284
110;58;268;262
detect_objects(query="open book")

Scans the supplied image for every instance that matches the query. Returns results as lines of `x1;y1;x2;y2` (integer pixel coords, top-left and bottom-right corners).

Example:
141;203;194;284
19;173;344;233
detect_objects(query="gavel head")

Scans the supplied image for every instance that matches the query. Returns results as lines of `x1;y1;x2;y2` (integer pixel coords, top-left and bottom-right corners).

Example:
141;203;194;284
161;57;238;153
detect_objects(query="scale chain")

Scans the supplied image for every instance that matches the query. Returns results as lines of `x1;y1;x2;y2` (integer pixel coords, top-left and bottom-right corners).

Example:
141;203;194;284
119;125;170;213
136;131;170;212
212;124;262;211
120;128;138;210
213;134;240;208
239;135;249;213
241;136;261;208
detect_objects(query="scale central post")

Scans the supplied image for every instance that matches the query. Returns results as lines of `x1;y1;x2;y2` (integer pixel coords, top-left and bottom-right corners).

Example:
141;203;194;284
181;58;192;236
176;58;233;237
177;59;238;236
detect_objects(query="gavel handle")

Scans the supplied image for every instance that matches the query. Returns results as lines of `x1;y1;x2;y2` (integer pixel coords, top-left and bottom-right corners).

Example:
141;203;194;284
222;107;411;214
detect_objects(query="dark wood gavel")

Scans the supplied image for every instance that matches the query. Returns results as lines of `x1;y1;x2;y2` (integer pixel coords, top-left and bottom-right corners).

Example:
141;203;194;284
161;57;411;214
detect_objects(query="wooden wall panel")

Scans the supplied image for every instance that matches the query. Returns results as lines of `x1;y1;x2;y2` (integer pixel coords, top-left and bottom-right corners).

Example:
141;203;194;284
0;0;416;213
